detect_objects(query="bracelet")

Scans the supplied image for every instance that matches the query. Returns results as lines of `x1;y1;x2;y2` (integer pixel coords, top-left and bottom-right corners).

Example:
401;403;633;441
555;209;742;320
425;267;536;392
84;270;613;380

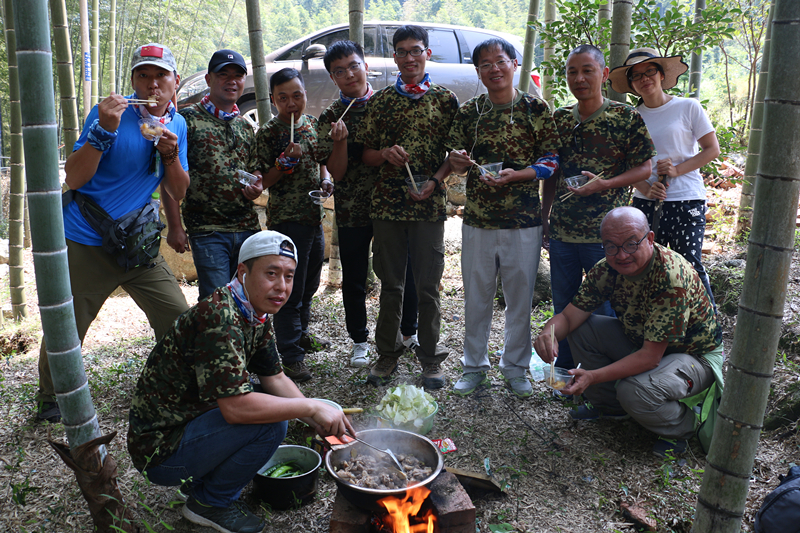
162;144;180;167
428;178;442;190
86;119;117;152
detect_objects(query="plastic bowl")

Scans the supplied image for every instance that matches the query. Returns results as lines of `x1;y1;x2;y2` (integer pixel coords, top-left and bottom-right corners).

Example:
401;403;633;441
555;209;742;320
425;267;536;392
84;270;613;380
311;398;343;412
253;445;321;509
404;174;429;193
138;117;164;142
543;367;574;391
564;174;589;188
478;162;503;180
376;401;438;436
237;169;259;186
308;190;331;205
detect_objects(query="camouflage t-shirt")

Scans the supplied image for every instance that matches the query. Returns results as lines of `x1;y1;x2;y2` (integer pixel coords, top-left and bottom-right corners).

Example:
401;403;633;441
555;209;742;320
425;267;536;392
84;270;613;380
550;99;655;243
355;83;459;222
317;101;375;228
179;104;261;234
447;91;560;229
254;114;323;227
572;243;721;356
127;286;282;471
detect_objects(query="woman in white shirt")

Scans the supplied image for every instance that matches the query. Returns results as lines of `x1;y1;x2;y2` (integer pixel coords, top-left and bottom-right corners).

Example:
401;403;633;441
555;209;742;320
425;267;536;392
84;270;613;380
609;48;720;307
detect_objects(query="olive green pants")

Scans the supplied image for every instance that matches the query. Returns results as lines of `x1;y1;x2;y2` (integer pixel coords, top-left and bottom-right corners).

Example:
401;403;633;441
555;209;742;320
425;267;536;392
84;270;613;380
37;239;189;402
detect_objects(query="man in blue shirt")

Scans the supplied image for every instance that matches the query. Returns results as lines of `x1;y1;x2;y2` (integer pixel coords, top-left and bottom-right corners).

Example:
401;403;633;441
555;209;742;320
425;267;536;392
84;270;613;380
36;43;191;422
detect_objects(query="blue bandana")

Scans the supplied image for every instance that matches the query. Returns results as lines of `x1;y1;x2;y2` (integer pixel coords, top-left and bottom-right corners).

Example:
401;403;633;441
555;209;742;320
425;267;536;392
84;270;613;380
227;277;267;326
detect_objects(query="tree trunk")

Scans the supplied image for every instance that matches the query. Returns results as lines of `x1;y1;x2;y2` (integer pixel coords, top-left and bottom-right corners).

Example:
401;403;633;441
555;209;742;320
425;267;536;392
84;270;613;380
51;0;81;156
108;0;116;94
607;0;632;103
12;0;137;529
693;1;800;531
3;0;28;320
159;0;172;43
245;0;272;126
542;0;555;109
80;0;90;118
735;0;774;238
218;0;236;48
91;0;99;105
180;0;204;75
688;0;705;98
518;0;541;94
349;0;364;47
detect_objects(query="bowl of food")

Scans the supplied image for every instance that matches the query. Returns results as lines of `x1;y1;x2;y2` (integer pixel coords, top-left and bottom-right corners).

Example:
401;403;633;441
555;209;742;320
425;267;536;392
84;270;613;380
308;190;331;205
404;174;429;194
373;384;438;436
237;169;259;186
543;367;574;391
311;398;343;412
478;162;503;180
253;445;322;509
138;117;165;143
564;174;589;188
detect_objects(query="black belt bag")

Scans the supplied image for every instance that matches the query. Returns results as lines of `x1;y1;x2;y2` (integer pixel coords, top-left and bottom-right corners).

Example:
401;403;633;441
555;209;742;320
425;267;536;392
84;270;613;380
62;189;166;272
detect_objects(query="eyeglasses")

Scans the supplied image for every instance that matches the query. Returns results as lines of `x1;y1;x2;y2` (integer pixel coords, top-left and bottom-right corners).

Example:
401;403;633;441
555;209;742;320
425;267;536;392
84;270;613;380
571;122;583;153
332;62;363;79
477;59;513;72
629;66;659;82
394;48;427;58
603;234;649;257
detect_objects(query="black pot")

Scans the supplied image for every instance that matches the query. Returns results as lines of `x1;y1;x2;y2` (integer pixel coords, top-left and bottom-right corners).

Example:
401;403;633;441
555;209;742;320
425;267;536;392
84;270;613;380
252;445;321;510
325;428;444;512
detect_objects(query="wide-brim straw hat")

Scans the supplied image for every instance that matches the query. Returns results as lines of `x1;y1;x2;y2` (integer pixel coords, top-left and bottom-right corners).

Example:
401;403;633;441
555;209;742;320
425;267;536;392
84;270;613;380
608;47;688;95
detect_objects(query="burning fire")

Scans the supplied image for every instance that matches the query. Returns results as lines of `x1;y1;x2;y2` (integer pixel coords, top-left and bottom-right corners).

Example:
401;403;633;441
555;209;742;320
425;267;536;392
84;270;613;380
377;486;436;533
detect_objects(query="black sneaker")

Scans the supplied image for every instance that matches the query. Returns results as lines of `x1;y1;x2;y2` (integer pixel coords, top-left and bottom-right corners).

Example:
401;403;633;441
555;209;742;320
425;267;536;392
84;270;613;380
37;401;62;423
298;332;331;353
182;496;265;533
283;361;313;382
652;437;688;458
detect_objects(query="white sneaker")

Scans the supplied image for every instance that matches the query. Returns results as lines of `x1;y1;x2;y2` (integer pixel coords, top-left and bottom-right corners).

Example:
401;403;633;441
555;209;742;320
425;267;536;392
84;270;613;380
351;342;369;367
402;334;419;351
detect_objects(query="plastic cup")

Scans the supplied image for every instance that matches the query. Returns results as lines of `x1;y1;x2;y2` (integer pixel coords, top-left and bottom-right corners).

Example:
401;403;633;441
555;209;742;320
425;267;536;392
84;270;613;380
237;169;259;186
478;162;503;180
405;174;429;193
543;367;574;391
565;174;590;188
308;190;331;205
138;117;165;143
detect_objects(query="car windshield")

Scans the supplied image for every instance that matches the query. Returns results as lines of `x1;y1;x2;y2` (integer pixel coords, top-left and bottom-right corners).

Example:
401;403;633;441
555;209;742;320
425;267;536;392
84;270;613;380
276;26;378;61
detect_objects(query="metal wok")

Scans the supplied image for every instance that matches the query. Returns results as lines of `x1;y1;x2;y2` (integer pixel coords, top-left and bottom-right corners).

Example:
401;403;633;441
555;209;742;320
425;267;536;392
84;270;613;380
325;428;444;512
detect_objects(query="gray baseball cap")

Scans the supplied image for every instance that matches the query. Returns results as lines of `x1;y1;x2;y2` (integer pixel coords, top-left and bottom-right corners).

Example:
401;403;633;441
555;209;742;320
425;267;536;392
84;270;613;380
238;231;297;265
130;43;178;74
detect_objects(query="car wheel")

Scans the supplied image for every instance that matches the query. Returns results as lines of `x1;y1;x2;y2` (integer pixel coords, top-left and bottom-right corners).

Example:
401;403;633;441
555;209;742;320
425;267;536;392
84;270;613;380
238;99;279;131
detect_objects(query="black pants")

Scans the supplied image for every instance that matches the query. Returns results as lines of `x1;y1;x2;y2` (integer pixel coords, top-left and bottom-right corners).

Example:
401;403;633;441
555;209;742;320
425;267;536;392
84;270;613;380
632;198;715;308
338;224;417;344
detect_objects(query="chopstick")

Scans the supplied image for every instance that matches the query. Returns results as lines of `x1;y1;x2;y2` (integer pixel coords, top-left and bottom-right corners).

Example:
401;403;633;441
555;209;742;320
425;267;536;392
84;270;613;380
290;113;294;144
550;324;556;383
327;99;357;137
560;172;605;201
404;162;420;193
99;95;157;106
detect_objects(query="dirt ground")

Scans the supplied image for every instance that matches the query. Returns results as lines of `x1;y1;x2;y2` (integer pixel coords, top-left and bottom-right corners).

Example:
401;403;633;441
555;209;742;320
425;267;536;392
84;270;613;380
0;183;798;533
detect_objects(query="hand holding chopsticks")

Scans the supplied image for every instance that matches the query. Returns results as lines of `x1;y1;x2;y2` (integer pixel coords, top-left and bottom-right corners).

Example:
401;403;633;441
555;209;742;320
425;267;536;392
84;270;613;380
99;94;158;106
560;171;605;201
328;99;356;137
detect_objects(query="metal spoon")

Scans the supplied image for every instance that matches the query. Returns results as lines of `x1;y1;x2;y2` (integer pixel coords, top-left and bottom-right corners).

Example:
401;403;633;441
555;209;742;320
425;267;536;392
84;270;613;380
346;431;405;474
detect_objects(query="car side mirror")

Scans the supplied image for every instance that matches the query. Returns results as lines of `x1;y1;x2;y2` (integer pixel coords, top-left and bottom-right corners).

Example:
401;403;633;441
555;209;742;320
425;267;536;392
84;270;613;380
302;44;327;62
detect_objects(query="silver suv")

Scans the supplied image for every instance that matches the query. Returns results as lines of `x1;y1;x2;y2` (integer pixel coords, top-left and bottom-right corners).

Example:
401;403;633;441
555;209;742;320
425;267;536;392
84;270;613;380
178;21;541;122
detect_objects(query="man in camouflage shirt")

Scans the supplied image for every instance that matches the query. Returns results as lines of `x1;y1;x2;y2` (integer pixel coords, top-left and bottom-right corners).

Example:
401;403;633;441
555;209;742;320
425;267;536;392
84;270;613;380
534;207;723;457
447;38;560;398
166;49;263;301
541;44;655;372
128;231;353;533
355;25;459;389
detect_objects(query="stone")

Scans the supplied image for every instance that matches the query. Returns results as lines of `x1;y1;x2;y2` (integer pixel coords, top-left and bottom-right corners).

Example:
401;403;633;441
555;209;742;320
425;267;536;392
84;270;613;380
329;491;370;533
620;501;656;531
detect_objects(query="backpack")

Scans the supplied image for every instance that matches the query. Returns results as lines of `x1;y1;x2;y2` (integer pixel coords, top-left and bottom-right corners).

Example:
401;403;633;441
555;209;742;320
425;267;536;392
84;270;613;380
63;189;165;272
755;466;800;533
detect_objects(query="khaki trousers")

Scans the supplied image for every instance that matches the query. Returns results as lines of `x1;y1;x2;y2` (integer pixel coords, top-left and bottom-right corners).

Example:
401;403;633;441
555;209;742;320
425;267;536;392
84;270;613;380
37;239;189;402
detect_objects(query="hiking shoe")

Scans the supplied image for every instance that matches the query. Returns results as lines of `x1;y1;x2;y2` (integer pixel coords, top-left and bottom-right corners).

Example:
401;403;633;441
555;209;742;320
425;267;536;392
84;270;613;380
37;401;61;423
367;355;399;386
652;437;688;458
421;363;445;389
351;342;370;368
569;404;629;421
504;376;533;398
183;496;265;533
298;332;331;353
283;361;313;382
453;371;489;396
402;334;419;351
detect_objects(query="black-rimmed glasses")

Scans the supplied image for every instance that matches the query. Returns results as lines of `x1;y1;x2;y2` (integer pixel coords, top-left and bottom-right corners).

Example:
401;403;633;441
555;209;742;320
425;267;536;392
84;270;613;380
572;122;583;153
603;234;648;257
394;48;427;58
630;67;659;82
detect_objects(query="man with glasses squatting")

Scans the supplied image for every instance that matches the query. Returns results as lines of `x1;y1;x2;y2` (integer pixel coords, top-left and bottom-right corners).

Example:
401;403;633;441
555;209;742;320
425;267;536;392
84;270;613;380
533;206;723;458
540;44;655;380
165;49;264;301
355;25;459;388
446;37;560;398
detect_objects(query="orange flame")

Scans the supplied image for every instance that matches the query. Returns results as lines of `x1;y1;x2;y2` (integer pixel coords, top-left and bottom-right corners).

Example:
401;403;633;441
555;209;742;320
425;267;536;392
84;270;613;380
377;485;436;533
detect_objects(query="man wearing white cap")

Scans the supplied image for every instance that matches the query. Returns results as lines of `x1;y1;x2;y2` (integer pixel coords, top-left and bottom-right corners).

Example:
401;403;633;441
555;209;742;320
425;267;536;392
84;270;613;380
128;230;354;533
36;43;191;423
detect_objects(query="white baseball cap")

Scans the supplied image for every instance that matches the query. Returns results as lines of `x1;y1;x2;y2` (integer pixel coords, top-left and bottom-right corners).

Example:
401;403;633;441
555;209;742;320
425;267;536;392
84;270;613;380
238;231;297;264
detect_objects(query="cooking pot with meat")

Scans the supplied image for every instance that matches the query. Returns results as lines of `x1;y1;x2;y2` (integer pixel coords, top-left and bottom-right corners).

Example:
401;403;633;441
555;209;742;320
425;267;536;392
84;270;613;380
325;428;444;511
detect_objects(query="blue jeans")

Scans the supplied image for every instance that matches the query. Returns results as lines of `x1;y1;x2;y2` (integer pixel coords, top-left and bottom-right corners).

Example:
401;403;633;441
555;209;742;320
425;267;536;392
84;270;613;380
271;222;324;364
549;238;614;369
144;408;287;507
189;230;258;301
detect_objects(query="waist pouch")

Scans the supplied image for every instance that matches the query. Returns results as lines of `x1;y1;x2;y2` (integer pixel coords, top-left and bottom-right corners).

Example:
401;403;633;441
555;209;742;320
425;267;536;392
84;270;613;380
63;189;165;272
